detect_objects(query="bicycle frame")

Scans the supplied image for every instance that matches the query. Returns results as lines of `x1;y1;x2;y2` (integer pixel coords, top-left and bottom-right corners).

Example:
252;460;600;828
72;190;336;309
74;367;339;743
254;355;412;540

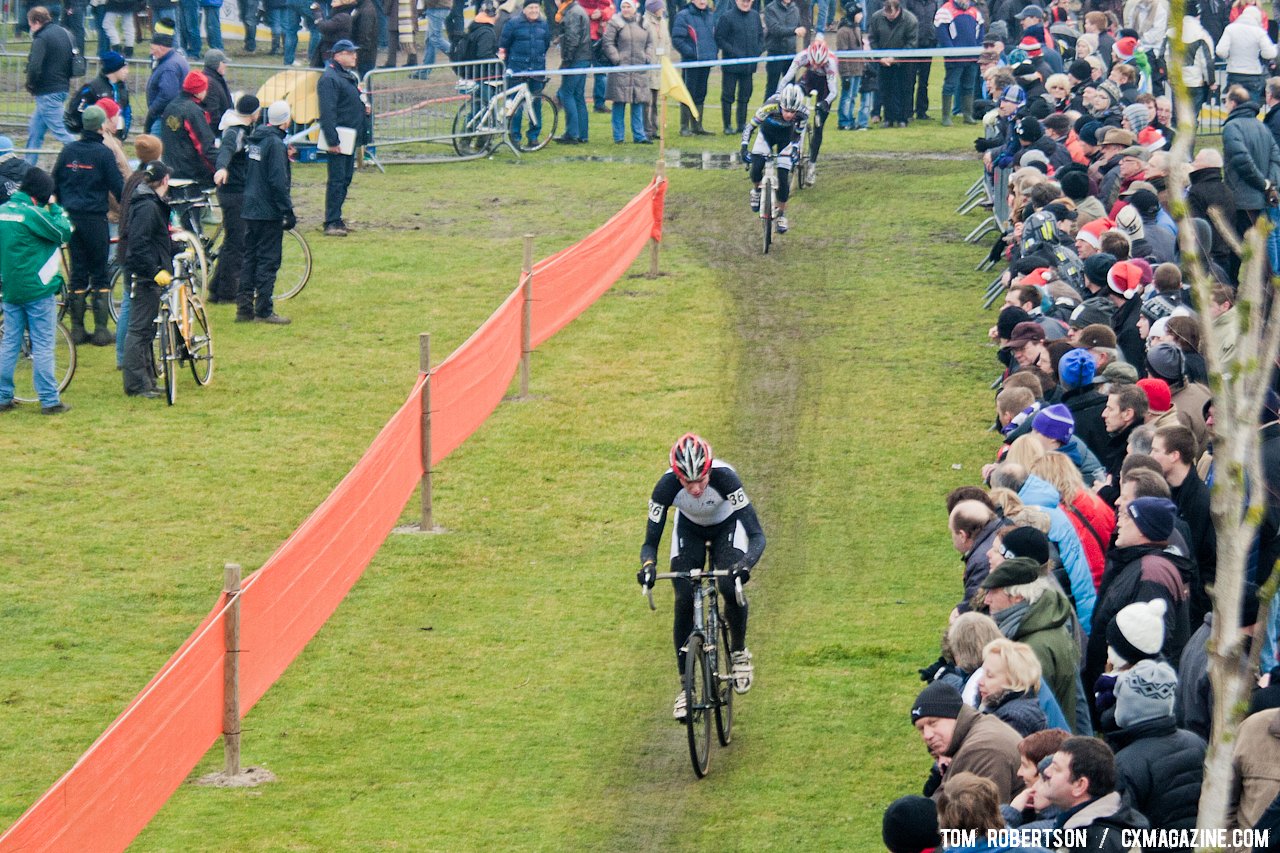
464;78;538;156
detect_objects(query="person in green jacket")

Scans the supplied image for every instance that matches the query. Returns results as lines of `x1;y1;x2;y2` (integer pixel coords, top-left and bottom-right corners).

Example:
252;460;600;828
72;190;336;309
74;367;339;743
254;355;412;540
0;167;73;414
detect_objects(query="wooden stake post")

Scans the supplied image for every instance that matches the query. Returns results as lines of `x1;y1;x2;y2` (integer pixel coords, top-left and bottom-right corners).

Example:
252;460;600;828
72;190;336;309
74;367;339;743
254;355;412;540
420;333;433;531
222;563;242;777
520;235;533;399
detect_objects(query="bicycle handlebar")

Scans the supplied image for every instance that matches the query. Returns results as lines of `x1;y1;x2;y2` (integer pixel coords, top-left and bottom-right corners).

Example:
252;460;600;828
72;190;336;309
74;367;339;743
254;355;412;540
643;571;745;610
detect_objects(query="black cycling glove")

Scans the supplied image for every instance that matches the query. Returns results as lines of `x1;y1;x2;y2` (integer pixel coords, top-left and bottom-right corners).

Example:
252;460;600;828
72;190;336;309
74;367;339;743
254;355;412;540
637;563;655;588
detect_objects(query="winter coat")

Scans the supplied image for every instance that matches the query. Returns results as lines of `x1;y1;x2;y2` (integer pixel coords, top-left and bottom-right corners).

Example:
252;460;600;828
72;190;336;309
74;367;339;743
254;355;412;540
160;93;217;185
934;0;983;48
123;182;174;283
983;689;1048;737
1060;385;1109;462
577;0;613;40
242;124;293;221
959;516;1006;613
559;2;593;64
313;7;353;65
1108;716;1206;833
904;0;938;45
935;704;1025;803
603;13;652;103
201;68;232;138
716;5;764;74
1216;6;1276;74
317;60;365;149
835;18;864;76
351;0;380;70
214;121;251;194
1182;15;1216;87
1124;0;1169;54
1008;587;1081;732
52;132;125;215
1064;490;1115;591
1175;615;1212;739
1085;542;1191;692
144;49;190;131
26;21;74;96
1018;475;1098;633
672;2;717;61
1228;709;1280;837
1201;0;1231;41
501;14;551;73
764;0;803;54
1224;101;1280;211
1055;791;1150;851
0;192;72;305
644;12;672;88
1110;293;1145;369
867;6;918;51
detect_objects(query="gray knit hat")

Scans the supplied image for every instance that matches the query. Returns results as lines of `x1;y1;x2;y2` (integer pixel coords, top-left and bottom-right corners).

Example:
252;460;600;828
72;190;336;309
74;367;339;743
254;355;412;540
1123;102;1150;131
1114;658;1177;728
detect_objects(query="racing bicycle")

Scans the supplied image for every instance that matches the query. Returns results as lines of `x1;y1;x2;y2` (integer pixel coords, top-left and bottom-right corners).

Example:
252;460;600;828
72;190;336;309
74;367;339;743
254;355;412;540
793;89;819;193
644;566;744;778
151;245;214;405
755;153;781;255
451;76;560;156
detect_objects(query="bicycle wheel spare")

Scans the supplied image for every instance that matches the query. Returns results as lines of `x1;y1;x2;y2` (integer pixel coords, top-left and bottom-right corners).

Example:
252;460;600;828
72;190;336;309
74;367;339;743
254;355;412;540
275;229;313;301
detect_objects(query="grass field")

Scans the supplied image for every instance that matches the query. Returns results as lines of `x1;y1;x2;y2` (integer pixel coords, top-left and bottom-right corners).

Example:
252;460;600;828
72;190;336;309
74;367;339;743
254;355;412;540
0;89;1009;850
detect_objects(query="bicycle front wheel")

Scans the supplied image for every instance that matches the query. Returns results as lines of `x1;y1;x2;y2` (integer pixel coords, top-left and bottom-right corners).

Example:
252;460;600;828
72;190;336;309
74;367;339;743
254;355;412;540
509;94;559;152
760;181;774;255
683;633;713;778
453;101;497;156
274;229;313;301
3;318;76;404
186;297;214;385
159;310;178;406
714;618;734;746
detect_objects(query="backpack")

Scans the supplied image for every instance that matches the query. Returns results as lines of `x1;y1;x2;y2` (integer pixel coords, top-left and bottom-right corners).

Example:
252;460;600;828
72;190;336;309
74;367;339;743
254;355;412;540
63;83;93;134
449;27;478;63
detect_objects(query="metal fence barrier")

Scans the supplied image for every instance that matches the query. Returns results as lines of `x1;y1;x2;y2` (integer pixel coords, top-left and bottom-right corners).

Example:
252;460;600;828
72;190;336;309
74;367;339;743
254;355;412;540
363;59;506;164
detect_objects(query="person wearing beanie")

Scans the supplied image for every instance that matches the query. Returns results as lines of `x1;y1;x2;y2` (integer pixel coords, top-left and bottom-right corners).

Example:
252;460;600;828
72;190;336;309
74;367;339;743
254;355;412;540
1055;348;1110;462
144;30;190;134
1107;659;1206;834
1080;252;1115;297
1106;598;1167;671
1032;403;1107;488
1084;493;1190;718
200;50;232;138
121;159;175;399
882;794;942;853
1186;147;1237;275
0;134;32;205
109;133;163;369
0;166;74;414
52;102;125;348
240;101;296;325
207;95;260;305
911;680;1025;803
317;39;368;237
66;50;132;142
160;70;217;187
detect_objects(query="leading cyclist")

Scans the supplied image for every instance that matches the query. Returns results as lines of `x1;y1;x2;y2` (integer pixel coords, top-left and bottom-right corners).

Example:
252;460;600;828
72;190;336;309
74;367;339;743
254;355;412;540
638;433;766;720
777;35;839;186
740;83;808;234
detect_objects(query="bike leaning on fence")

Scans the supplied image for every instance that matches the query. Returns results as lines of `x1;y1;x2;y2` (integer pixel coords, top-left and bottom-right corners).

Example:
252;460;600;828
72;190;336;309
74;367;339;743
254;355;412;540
644;565;744;778
451;75;560;156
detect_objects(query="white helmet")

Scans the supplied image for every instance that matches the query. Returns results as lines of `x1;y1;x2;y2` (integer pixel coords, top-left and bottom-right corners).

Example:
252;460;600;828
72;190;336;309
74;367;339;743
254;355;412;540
778;84;805;113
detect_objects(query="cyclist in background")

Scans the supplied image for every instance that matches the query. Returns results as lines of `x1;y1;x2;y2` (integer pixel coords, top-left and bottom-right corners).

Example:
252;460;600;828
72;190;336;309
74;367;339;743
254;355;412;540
638;433;766;720
778;35;839;186
741;83;808;233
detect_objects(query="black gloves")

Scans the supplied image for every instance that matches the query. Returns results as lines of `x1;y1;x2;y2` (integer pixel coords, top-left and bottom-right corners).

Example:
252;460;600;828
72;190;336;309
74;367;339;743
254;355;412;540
637;563;655;588
282;210;297;231
740;145;750;165
731;564;751;585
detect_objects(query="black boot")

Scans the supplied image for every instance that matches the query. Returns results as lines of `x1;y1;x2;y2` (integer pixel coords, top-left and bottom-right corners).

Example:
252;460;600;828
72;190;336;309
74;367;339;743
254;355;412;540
90;291;113;346
68;292;89;345
680;105;692;137
693;103;713;135
735;100;749;135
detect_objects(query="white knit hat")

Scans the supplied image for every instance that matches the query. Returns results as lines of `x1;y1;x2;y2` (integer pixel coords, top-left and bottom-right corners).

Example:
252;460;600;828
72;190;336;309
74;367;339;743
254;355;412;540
1107;598;1167;670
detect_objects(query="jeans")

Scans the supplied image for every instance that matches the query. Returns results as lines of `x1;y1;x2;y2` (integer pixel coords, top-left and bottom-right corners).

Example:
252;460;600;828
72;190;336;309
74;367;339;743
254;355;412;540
1262;587;1280;673
283;2;308;64
592;45;607;109
510;79;545;142
856;88;874;128
1228;72;1266;106
941;59;978;99
611;101;646;141
813;0;835;31
238;0;258;47
0;295;60;407
559;60;589;140
179;0;202;54
26;92;77;165
203;5;224;50
422;7;450;64
115;273;131;367
838;74;859;127
324;152;354;228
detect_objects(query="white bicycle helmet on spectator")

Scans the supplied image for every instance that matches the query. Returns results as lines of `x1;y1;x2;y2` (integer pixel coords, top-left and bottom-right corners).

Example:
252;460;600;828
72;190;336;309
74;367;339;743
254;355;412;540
778;84;806;113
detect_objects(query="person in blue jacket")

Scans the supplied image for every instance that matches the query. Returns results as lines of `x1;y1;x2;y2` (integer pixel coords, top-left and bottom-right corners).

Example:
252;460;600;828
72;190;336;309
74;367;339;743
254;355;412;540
500;0;551;147
671;0;717;136
144;29;190;134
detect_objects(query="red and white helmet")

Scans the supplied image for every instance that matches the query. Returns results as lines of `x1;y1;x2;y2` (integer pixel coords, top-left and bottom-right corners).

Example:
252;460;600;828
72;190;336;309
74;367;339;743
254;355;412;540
807;36;830;67
670;433;713;482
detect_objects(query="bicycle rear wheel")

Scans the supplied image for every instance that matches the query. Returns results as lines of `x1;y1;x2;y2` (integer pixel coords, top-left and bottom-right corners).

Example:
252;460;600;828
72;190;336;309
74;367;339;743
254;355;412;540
2;316;76;404
275;229;313;301
509;94;559;152
158;309;178;406
760;181;774;255
683;633;713;778
714;618;734;746
453;101;498;156
186;297;214;385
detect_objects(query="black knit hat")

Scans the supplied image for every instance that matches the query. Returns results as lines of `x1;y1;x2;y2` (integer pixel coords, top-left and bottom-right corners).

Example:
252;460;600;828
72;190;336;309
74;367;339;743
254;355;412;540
1060;169;1090;201
1001;526;1050;564
1069;59;1093;81
18;167;55;205
883;795;942;853
1084;253;1117;289
997;306;1034;340
910;681;964;723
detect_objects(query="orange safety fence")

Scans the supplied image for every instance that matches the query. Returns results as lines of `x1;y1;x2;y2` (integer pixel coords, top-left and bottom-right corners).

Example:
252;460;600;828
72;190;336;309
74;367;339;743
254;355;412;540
1;175;665;853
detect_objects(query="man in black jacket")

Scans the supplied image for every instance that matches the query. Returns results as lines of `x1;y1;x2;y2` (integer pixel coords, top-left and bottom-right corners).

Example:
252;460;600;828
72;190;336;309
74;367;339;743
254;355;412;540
715;0;764;134
66;51;131;139
52;104;124;347
24;6;78;165
160;71;218;188
317;39;367;236
763;0;805;99
239;100;296;325
210;95;259;304
200;50;233;136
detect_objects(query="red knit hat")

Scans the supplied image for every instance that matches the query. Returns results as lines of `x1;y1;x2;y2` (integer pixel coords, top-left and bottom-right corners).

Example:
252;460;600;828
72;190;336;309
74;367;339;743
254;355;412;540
182;70;208;95
94;97;120;120
1136;377;1172;414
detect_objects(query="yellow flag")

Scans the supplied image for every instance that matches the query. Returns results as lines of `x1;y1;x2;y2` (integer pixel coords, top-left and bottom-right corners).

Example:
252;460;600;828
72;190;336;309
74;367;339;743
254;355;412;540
659;55;698;121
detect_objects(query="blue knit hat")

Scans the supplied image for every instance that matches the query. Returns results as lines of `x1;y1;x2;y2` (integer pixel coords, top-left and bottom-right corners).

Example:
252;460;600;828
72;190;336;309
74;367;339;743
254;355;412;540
100;51;126;74
1032;403;1075;445
1058;348;1097;390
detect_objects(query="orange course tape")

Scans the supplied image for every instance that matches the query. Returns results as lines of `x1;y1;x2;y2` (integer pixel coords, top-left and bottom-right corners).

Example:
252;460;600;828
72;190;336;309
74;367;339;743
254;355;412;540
1;176;666;853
